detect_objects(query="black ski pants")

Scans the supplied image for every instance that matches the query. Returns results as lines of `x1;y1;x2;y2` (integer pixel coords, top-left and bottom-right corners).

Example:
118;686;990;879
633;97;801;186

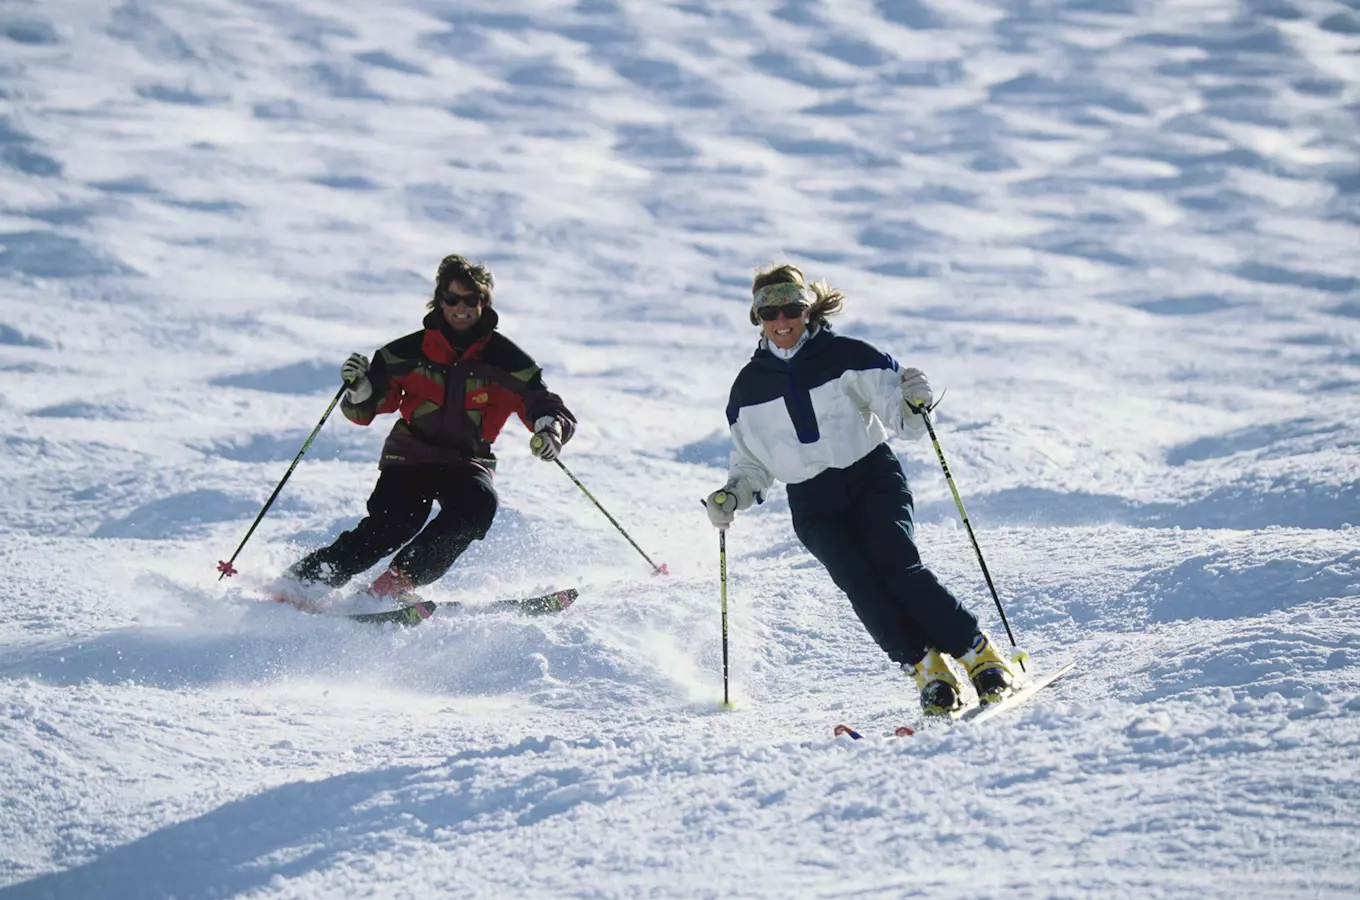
288;462;498;589
788;443;979;667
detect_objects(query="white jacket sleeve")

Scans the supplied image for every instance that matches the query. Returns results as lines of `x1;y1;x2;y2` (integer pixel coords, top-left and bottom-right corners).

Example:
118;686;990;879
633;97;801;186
727;421;774;506
843;367;927;441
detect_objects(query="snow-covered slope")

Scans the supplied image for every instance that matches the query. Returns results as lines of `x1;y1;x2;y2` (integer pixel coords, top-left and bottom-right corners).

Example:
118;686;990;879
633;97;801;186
2;0;1357;896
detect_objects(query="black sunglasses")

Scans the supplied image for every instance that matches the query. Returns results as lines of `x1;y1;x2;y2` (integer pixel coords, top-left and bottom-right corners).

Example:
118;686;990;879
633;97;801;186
756;303;806;322
441;290;482;309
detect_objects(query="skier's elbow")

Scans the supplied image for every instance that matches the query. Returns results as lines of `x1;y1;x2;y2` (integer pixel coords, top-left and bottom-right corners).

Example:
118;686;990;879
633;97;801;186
342;406;376;426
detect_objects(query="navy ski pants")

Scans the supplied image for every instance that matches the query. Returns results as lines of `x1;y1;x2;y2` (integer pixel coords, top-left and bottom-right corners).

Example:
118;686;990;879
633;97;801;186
288;462;497;589
787;443;978;666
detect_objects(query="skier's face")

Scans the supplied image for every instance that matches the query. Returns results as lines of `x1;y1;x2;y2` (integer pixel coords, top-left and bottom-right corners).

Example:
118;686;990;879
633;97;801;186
439;283;483;332
761;306;807;350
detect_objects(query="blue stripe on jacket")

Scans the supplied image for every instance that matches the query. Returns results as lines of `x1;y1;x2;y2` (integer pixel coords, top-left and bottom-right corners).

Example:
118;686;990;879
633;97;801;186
726;326;898;444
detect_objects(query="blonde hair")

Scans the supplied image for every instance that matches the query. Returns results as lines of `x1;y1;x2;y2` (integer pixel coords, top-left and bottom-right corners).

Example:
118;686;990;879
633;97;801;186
749;263;845;326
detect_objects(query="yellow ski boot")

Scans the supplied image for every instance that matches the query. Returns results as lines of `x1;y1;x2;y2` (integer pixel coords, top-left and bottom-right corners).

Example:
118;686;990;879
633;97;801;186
958;633;1015;706
911;648;963;717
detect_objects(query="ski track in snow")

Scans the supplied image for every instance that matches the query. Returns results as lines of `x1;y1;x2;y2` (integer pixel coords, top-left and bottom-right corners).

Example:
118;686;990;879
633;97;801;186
1;0;1358;897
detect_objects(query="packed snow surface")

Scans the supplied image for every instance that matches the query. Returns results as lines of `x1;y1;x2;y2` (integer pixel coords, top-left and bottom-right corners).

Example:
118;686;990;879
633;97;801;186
1;0;1357;897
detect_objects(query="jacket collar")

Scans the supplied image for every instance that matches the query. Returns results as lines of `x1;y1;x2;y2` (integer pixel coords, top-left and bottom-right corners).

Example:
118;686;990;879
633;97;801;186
421;306;498;363
754;321;825;366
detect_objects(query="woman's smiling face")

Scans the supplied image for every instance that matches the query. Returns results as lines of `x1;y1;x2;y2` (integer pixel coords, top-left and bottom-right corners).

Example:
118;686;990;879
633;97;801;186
752;281;810;350
761;305;807;350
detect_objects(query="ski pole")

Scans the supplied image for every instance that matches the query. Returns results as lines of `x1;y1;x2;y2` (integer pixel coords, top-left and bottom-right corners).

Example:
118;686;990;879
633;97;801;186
718;519;732;709
700;494;734;708
541;447;668;575
909;403;1026;672
217;382;348;579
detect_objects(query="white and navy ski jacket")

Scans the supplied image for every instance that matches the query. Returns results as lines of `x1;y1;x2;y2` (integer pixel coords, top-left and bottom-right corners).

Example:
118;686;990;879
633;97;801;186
725;324;926;498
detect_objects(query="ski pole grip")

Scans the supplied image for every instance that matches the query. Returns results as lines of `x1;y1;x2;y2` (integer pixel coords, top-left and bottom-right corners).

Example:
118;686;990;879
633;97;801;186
714;491;728;506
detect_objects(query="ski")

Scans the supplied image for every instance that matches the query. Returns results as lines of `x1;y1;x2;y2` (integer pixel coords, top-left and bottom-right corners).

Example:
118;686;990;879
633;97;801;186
959;660;1076;724
833;661;1075;738
348;600;438;626
268;588;579;627
834;724;916;740
487;588;577;617
347;588;579;626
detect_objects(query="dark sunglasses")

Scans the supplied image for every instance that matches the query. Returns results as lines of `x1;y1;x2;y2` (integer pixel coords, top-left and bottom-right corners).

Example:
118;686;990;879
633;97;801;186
756;303;806;322
441;290;482;309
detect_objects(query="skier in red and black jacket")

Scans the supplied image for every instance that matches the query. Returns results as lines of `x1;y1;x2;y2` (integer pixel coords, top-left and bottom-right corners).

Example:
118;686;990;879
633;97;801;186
273;254;576;605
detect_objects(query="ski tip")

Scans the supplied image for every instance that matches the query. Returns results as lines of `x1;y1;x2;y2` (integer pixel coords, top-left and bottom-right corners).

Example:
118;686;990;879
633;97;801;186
273;595;321;614
833;724;912;739
555;589;577;610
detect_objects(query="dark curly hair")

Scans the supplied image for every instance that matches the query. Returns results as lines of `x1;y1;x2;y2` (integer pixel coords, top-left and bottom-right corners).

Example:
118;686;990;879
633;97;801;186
427;254;495;311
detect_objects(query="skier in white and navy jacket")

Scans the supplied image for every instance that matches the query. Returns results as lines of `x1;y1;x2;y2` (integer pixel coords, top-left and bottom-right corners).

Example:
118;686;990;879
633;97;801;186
703;265;1016;715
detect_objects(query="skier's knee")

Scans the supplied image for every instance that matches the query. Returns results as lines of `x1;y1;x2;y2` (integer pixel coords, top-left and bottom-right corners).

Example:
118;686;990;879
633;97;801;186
468;485;497;538
465;510;494;541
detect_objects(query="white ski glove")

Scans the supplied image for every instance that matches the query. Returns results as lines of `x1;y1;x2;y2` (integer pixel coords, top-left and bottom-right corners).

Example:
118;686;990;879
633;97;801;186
900;367;934;413
704;478;755;528
530;415;563;461
341;352;373;403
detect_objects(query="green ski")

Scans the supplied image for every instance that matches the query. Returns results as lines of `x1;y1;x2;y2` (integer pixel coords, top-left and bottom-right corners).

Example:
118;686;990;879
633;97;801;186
347;588;578;627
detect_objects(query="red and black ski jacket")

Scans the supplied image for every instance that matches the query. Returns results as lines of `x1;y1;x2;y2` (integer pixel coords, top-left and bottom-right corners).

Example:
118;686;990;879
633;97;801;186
342;308;575;471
